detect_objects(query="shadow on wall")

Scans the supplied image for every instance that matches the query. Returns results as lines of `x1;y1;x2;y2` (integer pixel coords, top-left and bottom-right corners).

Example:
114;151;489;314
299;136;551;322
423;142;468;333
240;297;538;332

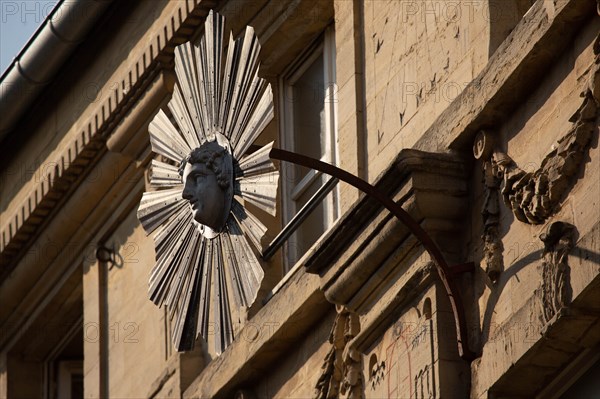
488;0;536;57
480;237;600;347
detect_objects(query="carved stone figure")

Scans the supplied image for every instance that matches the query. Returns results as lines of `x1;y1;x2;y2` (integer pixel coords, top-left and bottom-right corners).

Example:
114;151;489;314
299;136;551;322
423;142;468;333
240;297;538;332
481;159;504;282
473;131;504;282
316;307;364;399
180;140;233;236
539;222;576;323
491;44;599;225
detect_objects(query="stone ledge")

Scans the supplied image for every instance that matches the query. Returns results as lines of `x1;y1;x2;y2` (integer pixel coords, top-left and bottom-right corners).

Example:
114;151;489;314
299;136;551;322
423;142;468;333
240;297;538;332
183;267;328;398
304;149;469;315
472;221;600;398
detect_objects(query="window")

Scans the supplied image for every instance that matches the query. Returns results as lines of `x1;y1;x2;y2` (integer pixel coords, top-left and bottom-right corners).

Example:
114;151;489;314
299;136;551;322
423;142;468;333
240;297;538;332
279;27;339;268
56;361;84;399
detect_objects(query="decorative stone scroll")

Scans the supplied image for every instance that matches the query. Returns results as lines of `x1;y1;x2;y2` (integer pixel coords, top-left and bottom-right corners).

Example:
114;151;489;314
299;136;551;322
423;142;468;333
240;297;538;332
496;91;597;225
538;221;576;324
474;40;599;226
137;11;278;354
502;43;598;225
315;307;364;399
481;158;504;282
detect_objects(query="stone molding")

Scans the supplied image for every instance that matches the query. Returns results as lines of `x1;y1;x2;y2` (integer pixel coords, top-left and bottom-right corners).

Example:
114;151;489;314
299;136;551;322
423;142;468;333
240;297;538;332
304;149;469;315
0;0;216;275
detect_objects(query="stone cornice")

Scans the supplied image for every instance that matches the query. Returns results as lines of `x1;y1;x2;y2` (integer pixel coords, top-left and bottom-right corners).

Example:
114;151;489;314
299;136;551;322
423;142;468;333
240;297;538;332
0;0;216;276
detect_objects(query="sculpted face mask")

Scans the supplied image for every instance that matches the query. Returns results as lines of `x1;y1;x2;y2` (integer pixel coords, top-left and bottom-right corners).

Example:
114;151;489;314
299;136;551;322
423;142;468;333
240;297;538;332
137;10;277;354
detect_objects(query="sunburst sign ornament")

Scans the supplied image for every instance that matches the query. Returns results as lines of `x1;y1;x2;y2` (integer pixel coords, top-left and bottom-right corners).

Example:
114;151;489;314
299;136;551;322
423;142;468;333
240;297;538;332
137;10;277;354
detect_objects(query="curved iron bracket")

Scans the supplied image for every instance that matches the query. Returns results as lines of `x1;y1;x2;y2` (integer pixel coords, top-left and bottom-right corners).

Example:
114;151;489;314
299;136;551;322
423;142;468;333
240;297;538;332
270;148;477;361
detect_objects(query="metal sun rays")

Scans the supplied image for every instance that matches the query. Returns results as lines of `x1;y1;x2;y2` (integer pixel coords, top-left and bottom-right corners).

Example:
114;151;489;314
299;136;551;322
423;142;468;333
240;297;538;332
137;11;277;354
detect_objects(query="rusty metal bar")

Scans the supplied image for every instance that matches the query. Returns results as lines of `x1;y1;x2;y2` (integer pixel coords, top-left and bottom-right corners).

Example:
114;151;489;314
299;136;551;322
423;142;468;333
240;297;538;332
269;147;477;361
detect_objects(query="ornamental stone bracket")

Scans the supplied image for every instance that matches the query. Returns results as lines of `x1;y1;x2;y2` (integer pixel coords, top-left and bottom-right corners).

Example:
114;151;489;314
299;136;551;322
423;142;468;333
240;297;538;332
304;149;470;316
315;306;363;399
303;149;472;379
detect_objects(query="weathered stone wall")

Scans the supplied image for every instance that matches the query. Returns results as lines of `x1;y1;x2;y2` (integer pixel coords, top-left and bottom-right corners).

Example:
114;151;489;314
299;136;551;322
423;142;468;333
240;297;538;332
470;16;600;398
362;0;493;181
360;284;470;399
83;210;177;398
334;0;528;214
251;310;334;398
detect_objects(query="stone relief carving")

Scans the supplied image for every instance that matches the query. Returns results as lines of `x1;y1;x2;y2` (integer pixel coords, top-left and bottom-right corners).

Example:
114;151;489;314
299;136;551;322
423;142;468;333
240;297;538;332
473;41;598;280
368;357;385;391
474;131;505;282
538;221;577;323
474;40;599;225
413;364;434;399
481;157;504;282
495;90;597;225
315;307;364;399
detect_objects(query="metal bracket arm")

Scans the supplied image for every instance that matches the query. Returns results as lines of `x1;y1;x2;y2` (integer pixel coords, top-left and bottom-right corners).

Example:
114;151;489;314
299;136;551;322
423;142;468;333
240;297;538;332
270;148;477;361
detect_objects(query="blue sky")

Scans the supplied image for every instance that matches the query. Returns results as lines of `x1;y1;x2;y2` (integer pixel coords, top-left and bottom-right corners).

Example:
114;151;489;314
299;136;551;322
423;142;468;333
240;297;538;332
0;1;58;75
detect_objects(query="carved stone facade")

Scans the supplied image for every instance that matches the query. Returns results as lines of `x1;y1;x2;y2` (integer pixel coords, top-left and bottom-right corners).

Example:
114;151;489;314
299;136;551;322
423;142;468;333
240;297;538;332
1;1;599;399
480;159;504;282
495;88;597;225
538;222;577;324
315;307;363;399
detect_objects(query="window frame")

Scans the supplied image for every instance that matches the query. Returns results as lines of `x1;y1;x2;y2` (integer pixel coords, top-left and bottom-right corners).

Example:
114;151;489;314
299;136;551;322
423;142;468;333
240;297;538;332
278;26;339;270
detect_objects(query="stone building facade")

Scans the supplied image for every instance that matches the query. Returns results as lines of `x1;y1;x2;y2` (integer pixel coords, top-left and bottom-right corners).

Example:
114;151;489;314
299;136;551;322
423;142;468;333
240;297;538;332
0;0;598;398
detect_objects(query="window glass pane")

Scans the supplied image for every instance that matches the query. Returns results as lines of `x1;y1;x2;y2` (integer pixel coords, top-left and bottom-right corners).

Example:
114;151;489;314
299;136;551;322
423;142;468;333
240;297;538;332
285;52;328;265
293;177;327;261
292;53;325;182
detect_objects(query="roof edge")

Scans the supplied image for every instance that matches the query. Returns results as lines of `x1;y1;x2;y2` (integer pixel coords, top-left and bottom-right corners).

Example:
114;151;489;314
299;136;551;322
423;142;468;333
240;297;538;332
0;0;114;142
